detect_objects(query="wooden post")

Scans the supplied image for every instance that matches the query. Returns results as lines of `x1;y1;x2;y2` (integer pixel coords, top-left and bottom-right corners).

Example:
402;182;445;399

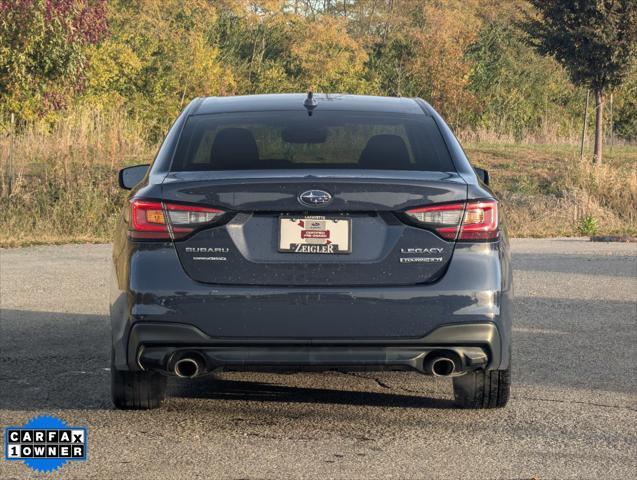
8;113;15;196
579;90;590;160
593;90;604;165
609;92;614;151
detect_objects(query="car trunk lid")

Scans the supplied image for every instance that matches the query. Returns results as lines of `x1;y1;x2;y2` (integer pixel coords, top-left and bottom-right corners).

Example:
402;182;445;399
162;170;467;286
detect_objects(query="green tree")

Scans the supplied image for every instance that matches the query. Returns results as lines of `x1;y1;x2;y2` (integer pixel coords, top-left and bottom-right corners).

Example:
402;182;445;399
524;0;637;163
467;18;580;139
359;1;481;127
86;0;235;139
0;0;107;121
214;1;294;94
612;61;637;140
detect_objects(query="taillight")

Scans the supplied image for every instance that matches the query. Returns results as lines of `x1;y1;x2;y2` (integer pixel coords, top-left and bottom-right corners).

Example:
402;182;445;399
129;199;224;240
458;201;499;240
405;200;498;241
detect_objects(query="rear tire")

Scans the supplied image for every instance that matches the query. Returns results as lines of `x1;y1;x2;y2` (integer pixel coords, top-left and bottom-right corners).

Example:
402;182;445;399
452;368;510;408
111;360;167;410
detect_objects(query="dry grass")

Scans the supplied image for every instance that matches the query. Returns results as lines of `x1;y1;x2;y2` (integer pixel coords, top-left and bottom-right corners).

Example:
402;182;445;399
465;143;637;237
0;109;156;247
0;111;636;247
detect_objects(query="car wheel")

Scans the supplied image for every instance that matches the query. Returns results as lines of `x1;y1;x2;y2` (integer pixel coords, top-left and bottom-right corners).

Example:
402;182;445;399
111;358;167;410
452;368;510;409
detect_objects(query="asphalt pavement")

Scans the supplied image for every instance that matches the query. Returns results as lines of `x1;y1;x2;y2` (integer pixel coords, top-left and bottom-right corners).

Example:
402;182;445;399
0;239;636;479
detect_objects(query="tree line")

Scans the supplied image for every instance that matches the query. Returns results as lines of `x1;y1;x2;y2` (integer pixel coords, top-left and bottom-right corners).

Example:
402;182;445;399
1;0;636;157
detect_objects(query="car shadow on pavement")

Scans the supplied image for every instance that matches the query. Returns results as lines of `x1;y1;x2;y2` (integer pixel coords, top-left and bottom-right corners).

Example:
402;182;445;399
3;290;635;412
1;309;455;411
169;377;456;409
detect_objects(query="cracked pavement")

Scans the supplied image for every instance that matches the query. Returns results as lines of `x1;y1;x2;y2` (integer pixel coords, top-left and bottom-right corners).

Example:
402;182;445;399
1;239;636;479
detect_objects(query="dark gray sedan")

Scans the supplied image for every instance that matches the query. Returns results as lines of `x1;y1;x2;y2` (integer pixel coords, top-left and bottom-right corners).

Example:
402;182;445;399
110;93;512;409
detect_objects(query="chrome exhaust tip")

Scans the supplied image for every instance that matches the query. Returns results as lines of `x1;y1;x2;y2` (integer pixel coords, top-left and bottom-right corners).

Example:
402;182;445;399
173;357;201;378
424;353;457;377
430;357;456;377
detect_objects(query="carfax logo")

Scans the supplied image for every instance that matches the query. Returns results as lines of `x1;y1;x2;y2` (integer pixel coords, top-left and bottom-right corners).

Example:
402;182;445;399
4;415;87;473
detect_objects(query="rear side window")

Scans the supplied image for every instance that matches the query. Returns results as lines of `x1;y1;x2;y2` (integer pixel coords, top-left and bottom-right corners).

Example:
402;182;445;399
171;111;454;172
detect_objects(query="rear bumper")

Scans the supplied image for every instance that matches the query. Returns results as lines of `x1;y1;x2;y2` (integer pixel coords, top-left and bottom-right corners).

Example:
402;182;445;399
132;322;500;374
111;241;512;371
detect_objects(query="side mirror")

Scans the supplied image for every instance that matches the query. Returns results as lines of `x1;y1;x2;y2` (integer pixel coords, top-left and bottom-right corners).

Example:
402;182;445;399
118;164;149;190
474;167;489;186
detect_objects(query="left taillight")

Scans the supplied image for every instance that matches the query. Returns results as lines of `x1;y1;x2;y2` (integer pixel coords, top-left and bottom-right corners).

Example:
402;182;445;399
129;199;224;240
404;200;499;241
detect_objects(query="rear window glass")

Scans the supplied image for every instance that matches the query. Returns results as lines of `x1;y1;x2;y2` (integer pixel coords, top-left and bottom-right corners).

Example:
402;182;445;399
171;111;454;172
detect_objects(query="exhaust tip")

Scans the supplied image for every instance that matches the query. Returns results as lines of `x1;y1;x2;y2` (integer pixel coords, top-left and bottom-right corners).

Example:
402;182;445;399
431;357;455;377
174;357;201;378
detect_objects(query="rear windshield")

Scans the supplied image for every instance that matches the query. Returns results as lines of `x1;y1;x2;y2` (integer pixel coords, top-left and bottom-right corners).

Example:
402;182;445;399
170;111;454;172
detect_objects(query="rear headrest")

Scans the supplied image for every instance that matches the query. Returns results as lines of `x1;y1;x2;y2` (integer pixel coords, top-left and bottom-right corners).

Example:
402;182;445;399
210;128;259;169
359;134;411;169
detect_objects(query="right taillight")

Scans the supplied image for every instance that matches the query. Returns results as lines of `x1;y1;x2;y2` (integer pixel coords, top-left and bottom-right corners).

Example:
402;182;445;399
129;199;225;240
405;200;498;241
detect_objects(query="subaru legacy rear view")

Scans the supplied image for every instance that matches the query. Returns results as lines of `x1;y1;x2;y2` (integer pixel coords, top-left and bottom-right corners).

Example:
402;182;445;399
110;93;512;409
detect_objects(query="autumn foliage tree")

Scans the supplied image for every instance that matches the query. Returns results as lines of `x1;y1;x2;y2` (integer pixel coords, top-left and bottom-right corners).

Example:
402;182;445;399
289;15;369;93
0;0;107;121
1;0;636;144
85;0;235;139
408;1;480;128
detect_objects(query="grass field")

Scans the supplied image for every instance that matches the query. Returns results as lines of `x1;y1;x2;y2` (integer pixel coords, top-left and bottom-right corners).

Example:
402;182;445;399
1;112;635;247
464;143;637;238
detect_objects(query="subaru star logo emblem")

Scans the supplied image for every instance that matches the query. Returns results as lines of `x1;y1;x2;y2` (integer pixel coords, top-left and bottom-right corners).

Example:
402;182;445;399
299;190;332;206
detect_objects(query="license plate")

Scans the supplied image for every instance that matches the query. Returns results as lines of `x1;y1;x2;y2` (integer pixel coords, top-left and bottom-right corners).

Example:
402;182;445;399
279;216;351;254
